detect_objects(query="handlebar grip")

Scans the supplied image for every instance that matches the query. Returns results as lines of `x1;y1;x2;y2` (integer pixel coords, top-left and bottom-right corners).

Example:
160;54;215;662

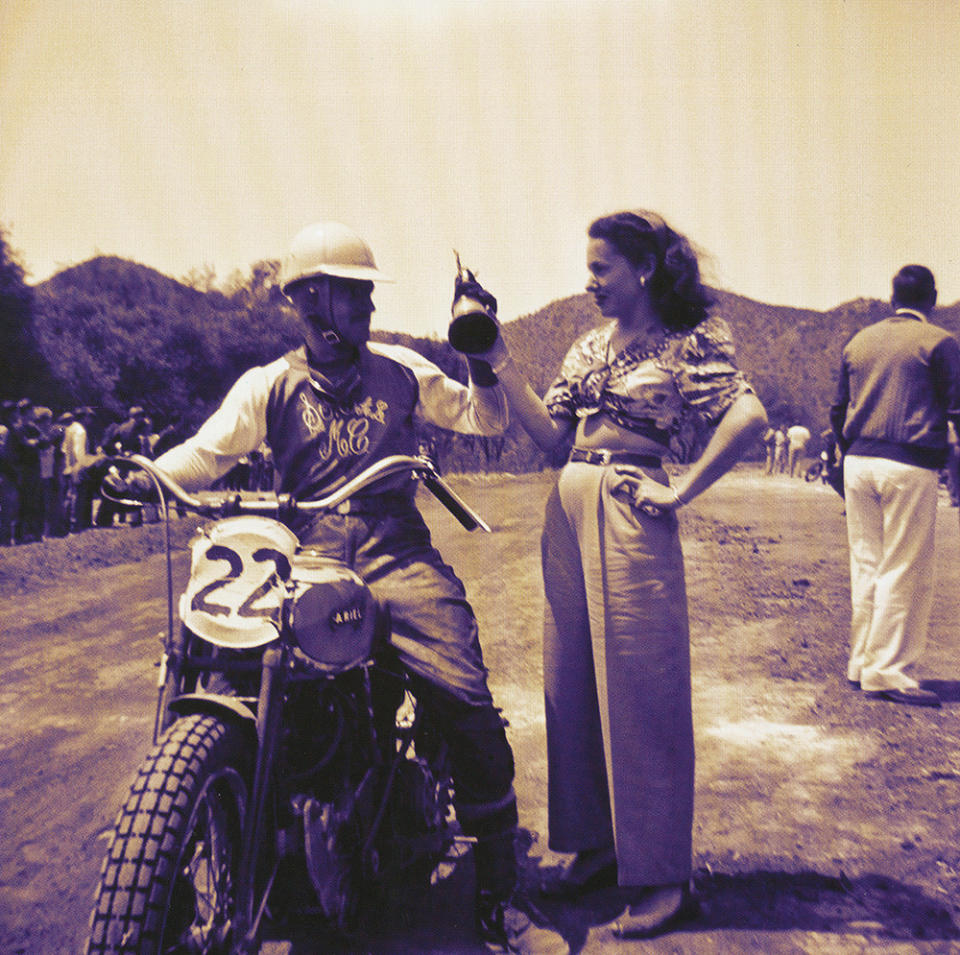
421;474;491;533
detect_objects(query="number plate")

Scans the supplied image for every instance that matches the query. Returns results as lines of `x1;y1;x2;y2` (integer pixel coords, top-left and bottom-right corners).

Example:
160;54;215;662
179;516;298;648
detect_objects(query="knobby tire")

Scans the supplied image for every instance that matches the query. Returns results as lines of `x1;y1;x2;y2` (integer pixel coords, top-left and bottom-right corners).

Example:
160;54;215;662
85;713;249;955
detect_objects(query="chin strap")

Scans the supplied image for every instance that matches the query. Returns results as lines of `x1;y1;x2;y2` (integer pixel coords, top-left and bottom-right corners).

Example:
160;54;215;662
307;275;346;347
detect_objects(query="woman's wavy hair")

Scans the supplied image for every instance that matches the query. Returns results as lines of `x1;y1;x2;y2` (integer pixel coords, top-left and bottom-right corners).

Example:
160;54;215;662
588;210;714;331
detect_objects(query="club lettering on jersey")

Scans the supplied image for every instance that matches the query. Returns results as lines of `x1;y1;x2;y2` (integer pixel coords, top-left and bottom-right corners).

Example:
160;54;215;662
299;391;391;462
354;395;388;424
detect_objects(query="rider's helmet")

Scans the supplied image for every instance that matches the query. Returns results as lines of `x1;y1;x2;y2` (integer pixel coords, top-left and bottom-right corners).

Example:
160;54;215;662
278;221;393;296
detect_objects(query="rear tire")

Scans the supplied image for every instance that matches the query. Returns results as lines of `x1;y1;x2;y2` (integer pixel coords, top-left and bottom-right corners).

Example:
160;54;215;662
85;714;249;954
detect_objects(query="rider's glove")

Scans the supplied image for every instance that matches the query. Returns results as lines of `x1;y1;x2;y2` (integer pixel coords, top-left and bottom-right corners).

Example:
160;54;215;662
101;466;155;503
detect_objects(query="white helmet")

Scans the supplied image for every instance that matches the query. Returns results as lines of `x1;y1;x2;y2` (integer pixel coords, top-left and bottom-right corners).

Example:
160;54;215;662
279;221;393;294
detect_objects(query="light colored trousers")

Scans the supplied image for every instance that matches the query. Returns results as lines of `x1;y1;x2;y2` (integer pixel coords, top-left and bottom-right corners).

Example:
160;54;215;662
541;461;694;887
843;454;938;691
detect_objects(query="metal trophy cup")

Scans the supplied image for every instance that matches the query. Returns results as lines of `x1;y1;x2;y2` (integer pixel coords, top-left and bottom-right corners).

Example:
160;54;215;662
449;252;499;354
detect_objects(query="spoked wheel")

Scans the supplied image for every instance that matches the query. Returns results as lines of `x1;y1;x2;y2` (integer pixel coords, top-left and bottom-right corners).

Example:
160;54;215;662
86;714;250;955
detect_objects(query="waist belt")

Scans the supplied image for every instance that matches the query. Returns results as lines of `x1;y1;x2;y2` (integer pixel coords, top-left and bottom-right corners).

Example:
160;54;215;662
569;447;662;468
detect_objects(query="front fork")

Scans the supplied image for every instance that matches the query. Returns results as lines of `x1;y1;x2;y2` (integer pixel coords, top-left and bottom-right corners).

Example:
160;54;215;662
235;645;287;953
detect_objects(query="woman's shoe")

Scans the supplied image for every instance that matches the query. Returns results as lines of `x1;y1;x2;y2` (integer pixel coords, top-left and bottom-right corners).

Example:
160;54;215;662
539;846;618;898
605;883;697;939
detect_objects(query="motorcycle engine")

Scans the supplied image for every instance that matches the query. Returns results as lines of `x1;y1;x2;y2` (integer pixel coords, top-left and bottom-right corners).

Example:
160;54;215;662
300;795;364;929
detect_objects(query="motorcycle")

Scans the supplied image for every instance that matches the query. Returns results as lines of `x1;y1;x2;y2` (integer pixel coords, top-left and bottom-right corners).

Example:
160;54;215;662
84;453;492;954
804;448;845;498
802;454;828;483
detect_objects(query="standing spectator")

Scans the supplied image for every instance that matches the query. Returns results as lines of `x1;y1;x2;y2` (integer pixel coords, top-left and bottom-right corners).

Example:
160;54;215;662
7;399;32;542
32;407;59;538
102;406;152;457
761;426;777;475
247;448;266;491
786;422;812;477
259;442;275;490
474;210;766;937
830;264;960;707
0;401;18;545
12;399;47;543
47;411;73;537
62;407;101;531
773;424;787;474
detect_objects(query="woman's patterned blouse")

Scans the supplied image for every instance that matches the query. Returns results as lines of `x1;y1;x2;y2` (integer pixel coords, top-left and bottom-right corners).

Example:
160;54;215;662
544;314;754;461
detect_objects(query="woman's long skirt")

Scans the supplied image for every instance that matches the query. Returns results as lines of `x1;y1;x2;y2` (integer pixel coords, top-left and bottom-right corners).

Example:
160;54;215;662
541;460;694;887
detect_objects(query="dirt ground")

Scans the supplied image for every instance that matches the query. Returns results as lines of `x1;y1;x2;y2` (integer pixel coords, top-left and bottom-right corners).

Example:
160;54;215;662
1;464;960;954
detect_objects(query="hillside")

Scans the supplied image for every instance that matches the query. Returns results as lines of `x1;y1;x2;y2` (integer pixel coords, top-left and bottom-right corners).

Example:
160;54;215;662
23;255;960;468
31;256;299;431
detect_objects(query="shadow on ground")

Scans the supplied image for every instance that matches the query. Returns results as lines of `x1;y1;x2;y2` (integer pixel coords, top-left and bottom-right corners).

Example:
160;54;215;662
268;829;960;953
531;860;960;952
921;678;960;703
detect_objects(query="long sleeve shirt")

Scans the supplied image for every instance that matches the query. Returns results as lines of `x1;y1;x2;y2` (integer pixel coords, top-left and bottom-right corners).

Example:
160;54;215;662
154;343;508;499
830;309;960;470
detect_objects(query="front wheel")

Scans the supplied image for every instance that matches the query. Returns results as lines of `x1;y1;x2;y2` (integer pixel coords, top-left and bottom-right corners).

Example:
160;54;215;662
85;714;250;955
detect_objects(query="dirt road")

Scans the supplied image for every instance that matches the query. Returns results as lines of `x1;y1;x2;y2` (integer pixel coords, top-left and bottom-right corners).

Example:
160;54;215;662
1;467;959;953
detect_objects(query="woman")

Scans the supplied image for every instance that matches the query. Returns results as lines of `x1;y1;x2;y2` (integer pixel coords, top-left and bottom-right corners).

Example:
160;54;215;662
478;210;766;937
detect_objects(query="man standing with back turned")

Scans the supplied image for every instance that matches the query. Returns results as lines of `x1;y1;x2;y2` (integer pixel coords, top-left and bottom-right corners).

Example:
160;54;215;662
831;265;960;707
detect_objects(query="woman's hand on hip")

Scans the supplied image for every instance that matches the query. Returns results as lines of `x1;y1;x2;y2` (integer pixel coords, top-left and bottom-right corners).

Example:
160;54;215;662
612;466;681;517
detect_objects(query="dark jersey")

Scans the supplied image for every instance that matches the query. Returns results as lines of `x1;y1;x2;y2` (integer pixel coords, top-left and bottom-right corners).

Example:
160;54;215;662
155;343;508;499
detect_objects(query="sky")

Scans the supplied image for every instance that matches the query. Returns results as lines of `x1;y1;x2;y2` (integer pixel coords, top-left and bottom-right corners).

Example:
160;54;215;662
2;0;960;339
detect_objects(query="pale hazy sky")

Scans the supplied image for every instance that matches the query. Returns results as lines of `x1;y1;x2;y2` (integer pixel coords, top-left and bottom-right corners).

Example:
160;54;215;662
2;0;959;339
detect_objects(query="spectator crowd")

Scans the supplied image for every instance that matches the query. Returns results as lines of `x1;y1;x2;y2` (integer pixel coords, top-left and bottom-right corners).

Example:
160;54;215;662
0;399;274;546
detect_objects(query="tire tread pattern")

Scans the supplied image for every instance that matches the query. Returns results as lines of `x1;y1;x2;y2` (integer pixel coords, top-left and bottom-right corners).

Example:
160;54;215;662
84;713;239;955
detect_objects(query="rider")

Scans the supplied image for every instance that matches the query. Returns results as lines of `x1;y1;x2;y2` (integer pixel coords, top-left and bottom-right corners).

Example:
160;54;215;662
127;222;568;955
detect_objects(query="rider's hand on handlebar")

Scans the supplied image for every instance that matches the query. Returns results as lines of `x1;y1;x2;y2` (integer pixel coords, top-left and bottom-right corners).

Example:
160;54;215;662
102;467;155;503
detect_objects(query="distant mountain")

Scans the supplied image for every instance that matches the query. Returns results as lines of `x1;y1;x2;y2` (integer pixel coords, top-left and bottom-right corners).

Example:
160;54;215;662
38;255;224;313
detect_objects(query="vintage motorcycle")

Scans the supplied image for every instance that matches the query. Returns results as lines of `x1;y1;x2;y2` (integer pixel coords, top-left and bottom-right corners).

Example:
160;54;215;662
84;453;491;954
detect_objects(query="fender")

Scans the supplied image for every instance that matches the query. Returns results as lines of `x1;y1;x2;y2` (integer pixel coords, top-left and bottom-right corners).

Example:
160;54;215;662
167;692;259;742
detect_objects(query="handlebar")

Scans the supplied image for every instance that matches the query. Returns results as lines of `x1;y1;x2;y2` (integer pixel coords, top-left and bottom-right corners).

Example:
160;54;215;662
110;454;490;532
